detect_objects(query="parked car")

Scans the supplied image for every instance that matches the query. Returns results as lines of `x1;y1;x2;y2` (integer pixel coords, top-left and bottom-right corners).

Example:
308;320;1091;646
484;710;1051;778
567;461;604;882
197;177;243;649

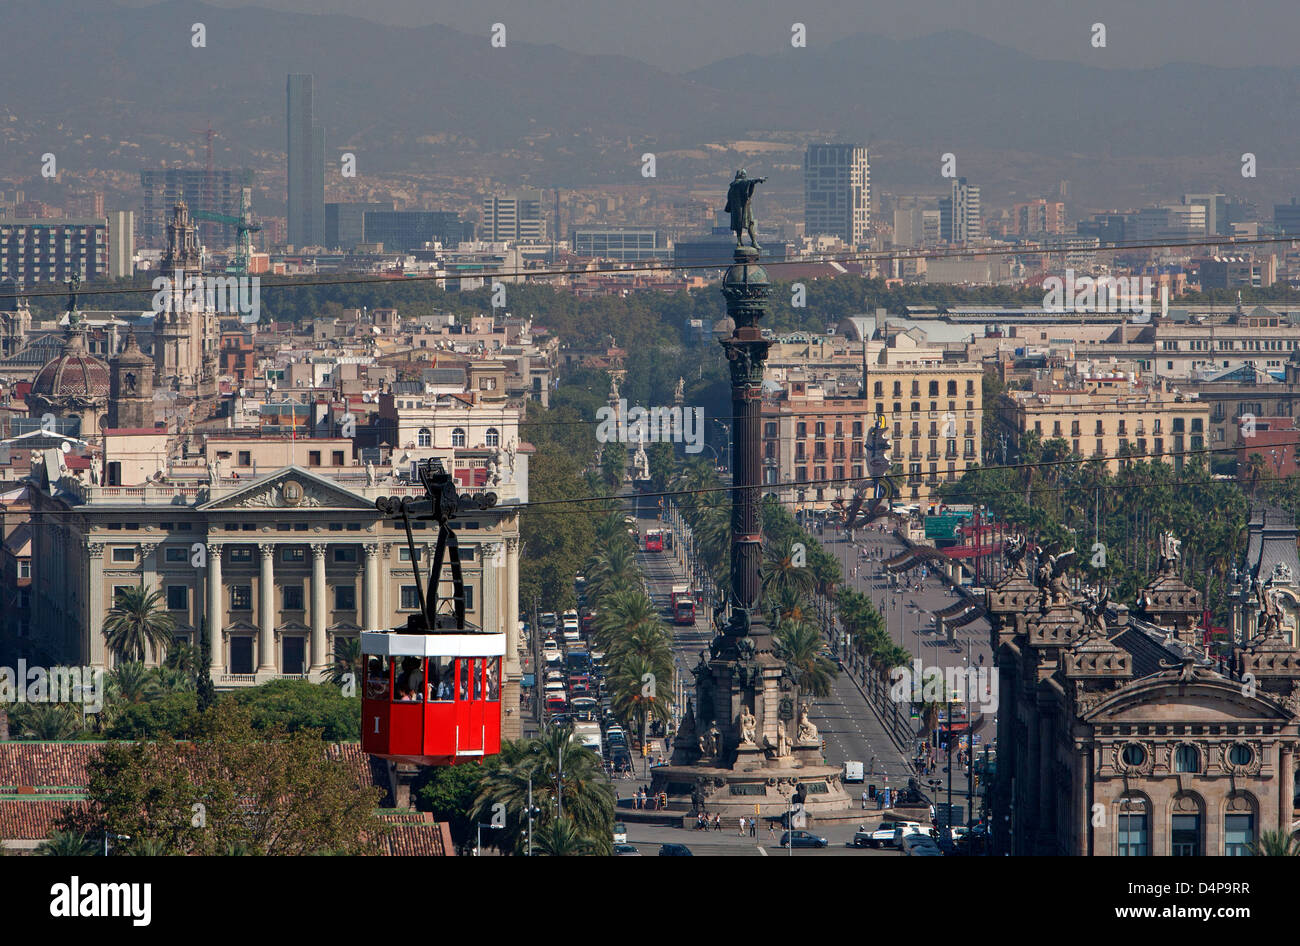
658;843;692;856
779;830;829;849
902;834;944;856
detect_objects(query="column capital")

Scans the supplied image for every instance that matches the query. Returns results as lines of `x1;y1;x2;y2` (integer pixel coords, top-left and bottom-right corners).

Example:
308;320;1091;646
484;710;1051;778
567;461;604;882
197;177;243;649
87;542;105;559
140;542;158;558
505;536;520;551
311;543;328;560
364;542;380;557
259;542;276;557
205;541;224;555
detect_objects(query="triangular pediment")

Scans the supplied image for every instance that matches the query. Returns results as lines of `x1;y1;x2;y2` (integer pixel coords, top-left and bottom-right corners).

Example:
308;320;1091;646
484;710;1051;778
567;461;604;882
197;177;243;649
199;465;375;511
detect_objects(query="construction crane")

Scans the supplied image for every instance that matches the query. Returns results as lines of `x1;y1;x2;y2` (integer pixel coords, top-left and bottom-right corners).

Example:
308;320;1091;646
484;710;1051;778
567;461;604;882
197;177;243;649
192;187;260;274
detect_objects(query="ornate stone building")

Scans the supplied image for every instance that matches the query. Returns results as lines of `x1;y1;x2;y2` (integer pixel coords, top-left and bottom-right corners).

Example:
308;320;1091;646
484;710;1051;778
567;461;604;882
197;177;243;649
152;202;219;395
988;530;1300;856
27;463;526;738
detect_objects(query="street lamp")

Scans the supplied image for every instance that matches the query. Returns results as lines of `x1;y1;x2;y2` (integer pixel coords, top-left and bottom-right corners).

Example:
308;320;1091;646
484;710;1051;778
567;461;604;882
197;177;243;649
475;821;502;856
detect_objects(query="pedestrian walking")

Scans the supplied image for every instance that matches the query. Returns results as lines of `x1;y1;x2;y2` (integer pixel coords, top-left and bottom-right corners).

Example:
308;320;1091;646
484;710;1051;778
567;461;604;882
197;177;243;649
861;790;868;810
738;816;745;836
750;818;757;838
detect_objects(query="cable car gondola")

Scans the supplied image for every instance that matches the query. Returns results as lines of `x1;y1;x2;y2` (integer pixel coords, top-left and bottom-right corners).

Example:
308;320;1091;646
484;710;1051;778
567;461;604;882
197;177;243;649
361;459;505;767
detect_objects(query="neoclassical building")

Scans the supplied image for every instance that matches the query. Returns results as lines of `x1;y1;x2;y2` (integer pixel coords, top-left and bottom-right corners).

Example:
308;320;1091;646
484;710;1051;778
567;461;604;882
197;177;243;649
988;530;1300;856
27;462;525;737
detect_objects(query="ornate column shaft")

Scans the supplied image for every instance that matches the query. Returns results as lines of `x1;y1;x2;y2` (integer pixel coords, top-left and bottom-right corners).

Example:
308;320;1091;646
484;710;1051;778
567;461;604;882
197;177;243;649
87;543;106;668
206;544;223;677
310;543;328;674
364;543;380;632
719;246;771;616
257;543;276;672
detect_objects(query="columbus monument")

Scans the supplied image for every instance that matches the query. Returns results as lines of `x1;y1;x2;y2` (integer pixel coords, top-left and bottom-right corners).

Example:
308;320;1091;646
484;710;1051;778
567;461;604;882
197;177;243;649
649;173;850;819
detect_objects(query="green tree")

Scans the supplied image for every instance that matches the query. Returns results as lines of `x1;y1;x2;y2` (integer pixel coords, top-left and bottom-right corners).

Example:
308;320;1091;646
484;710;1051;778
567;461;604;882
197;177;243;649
38;830;97;856
774;621;838;698
414;763;487;854
1251;829;1300;856
533;817;600;856
102;587;176;664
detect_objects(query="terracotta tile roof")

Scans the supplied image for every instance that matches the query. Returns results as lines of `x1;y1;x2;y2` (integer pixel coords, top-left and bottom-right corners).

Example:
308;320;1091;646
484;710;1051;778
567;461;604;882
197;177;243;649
0;799;87;840
0;742;382;793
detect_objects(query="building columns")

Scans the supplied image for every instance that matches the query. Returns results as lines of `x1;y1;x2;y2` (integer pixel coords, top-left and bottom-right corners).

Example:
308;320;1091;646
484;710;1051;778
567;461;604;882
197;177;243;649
206;544;223;677
310;543;328;675
258;543;276;673
364;544;380;632
87;543;106;668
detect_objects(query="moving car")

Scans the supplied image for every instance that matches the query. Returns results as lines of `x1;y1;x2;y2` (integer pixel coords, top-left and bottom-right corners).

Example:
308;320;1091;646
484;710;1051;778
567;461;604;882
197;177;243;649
890;822;926;848
658;843;692;856
613;843;640;856
779;830;829;849
854;821;907;848
613;822;628;844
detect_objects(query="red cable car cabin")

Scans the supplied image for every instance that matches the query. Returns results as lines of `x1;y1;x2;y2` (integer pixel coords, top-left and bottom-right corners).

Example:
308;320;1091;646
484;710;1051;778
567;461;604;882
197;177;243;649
361;630;506;766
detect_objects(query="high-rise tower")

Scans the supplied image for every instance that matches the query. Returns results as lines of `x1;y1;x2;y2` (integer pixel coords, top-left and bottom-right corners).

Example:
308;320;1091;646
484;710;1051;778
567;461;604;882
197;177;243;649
287;74;325;247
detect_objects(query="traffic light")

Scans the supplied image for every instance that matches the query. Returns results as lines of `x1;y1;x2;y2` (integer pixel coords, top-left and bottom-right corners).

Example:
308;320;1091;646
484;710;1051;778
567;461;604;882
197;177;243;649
865;414;891;478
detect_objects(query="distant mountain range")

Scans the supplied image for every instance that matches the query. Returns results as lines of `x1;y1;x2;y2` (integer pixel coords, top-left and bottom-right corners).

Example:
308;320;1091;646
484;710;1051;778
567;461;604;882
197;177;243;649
3;0;1300;204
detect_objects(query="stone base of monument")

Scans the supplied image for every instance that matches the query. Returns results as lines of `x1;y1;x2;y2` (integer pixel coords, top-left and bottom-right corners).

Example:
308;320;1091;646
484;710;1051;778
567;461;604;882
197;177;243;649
649;744;852;819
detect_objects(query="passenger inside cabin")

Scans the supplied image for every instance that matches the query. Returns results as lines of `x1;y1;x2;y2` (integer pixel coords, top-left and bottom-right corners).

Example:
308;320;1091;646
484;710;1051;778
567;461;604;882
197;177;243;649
365;658;389;699
431;656;454;700
397;657;423;702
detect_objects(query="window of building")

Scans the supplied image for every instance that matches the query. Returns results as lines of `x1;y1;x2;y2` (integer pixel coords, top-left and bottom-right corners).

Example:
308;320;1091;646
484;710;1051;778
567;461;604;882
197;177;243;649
334;586;356;611
18;561;30;579
401;585;420;610
947;380;957;396
764;422;777;438
283;584;304;610
332;451;345;465
452;428;466;447
418;428;431;447
229;546;252;564
166;585;188;611
1117;813;1149;856
282;637;306;675
230;585;252;610
238;451;251;466
399;547;423;562
165;546;189;563
334;546;358;564
464;586;474;611
486;427;500;447
1171;814;1201;856
309;450;321;466
111;547;136;563
230;636;254;675
1121;743;1146;767
1228;743;1252;767
1224;814;1254;856
1174;745;1199;773
281;546;305;564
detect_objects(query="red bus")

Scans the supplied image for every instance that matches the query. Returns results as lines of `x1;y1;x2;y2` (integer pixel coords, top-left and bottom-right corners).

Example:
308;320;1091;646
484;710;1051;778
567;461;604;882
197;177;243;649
670;584;695;625
645;529;664;552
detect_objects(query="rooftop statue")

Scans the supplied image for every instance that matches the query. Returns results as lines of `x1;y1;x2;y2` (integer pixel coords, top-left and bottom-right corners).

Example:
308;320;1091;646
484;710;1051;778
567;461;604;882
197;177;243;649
724;170;767;249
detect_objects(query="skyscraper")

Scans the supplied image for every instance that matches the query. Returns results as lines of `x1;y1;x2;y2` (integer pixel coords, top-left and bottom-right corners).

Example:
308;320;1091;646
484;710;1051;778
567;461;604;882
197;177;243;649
803;144;870;245
287;74;325;248
940;177;981;243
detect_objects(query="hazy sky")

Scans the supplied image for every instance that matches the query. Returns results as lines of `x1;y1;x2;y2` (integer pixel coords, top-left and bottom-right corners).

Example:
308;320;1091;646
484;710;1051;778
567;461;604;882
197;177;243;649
122;0;1300;73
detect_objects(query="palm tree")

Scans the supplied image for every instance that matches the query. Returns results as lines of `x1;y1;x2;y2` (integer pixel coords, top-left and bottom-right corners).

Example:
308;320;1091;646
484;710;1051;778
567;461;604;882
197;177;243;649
326;635;362;688
163;641;200;677
533;818;600;856
38;830;97;856
774;621;837;698
102;586;175;664
1243;451;1268;497
1250;829;1300;856
150;665;194;693
12;703;81;740
609;653;673;740
106;662;162;706
127;837;172;856
762;535;817;602
769;585;811;628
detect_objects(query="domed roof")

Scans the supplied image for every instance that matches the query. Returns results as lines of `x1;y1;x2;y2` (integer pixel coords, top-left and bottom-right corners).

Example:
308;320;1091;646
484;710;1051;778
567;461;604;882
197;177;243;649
31;332;110;400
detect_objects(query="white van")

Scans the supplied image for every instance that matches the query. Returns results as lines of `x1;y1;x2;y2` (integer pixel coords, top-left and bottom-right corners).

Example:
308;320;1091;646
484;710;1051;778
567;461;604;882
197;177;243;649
843;761;864;783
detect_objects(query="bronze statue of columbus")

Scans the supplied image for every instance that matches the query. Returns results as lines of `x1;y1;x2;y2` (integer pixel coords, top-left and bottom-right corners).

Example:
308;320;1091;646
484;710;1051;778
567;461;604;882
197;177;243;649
724;169;767;249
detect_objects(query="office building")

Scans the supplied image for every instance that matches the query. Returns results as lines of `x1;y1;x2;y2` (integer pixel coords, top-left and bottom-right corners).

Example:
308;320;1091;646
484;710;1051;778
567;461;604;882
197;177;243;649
804;144;870;245
362;211;471;253
481;191;545;243
287;74;326;248
571;228;663;261
107;210;134;278
325;202;394;250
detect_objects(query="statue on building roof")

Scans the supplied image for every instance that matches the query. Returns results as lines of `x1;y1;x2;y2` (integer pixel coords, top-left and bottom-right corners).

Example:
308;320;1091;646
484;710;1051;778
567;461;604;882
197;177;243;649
1036;546;1075;609
1003;533;1028;579
724;169;767;249
1157;530;1182;575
